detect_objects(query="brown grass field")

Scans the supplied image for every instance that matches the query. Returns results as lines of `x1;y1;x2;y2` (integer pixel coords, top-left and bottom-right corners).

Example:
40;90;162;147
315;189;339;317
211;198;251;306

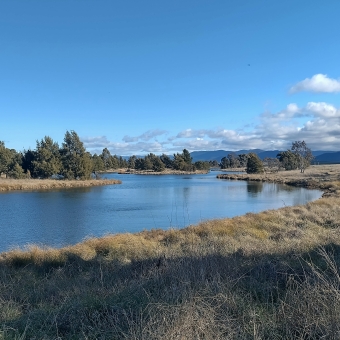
1;165;340;339
0;178;121;192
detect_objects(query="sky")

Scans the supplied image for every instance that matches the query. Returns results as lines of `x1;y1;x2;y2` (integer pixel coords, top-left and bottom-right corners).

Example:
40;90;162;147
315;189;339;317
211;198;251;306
1;0;340;156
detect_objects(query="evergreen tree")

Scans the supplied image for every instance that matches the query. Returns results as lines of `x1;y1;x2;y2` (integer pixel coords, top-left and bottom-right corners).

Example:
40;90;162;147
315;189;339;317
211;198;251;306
173;149;194;171
194;161;210;171
32;136;62;178
238;154;249;167
277;150;299;170
246;153;264;174
111;155;119;169
220;156;230;169
101;148;113;170
160;154;173;168
0;141;12;177
60;130;92;180
22;149;36;177
92;154;105;173
128;155;136;169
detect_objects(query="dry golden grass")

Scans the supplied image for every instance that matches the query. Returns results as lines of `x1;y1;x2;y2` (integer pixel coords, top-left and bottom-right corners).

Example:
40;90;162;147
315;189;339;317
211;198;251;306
1;165;340;339
0;178;121;191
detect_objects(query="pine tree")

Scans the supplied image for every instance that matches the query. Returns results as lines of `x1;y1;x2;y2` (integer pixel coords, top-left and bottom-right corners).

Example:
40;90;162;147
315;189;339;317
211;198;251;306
60;130;92;180
32;136;62;178
246;153;264;174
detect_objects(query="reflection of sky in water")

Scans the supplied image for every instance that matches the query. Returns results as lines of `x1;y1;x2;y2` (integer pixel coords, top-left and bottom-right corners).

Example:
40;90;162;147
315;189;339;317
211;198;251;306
0;172;322;252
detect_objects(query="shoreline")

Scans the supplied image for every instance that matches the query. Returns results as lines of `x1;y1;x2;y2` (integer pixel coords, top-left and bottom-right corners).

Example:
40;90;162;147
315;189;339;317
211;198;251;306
0;165;338;253
104;168;209;175
0;178;121;192
217;164;340;197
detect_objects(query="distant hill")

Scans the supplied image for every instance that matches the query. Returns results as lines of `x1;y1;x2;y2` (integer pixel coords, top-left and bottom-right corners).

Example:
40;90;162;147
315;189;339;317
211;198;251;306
190;149;337;163
120;149;339;164
314;152;340;164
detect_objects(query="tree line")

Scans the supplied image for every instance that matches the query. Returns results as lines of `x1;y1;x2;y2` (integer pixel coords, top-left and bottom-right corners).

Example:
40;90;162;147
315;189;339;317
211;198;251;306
0;131;212;180
219;141;313;174
0;131;128;180
0;133;313;179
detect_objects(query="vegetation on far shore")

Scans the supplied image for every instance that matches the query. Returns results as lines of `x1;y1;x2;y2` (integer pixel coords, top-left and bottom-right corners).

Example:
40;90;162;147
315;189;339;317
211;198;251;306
0;131;212;182
1;165;340;338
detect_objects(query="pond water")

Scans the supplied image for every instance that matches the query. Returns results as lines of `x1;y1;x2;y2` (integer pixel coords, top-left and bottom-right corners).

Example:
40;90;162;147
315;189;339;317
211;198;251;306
0;172;322;252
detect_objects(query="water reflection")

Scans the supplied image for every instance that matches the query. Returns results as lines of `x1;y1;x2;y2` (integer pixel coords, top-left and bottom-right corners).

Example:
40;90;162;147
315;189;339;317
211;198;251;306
0;172;322;252
247;182;263;195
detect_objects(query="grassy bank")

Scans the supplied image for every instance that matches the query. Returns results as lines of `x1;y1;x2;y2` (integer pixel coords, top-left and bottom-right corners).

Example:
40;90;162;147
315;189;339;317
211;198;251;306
0;178;121;192
1;166;340;338
217;164;340;194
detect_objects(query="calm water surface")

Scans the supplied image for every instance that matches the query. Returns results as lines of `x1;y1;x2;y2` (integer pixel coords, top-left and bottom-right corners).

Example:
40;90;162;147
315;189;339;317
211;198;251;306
0;172;322;252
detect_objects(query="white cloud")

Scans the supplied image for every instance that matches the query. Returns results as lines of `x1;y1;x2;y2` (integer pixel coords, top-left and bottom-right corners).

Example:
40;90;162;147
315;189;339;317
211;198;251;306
122;129;167;143
290;74;340;93
176;129;206;138
81;136;111;148
82;101;340;155
305;102;340;118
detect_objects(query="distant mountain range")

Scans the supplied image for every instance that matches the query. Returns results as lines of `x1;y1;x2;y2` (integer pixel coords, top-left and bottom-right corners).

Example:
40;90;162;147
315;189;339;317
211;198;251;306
190;150;340;164
121;149;340;164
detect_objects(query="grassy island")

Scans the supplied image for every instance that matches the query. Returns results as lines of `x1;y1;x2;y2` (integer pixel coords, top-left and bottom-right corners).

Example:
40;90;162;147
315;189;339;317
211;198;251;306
1;165;340;339
0;178;121;192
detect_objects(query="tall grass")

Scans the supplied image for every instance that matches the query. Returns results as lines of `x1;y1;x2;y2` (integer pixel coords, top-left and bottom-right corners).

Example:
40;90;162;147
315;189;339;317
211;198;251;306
0;178;121;191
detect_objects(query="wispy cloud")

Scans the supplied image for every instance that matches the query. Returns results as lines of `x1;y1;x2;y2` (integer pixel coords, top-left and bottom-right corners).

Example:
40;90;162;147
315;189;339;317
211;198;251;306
81;136;111;148
290;74;340;93
122;129;167;143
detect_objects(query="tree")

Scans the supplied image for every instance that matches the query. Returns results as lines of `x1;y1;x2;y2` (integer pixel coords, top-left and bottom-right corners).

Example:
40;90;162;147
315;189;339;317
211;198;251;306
263;157;281;172
209;160;219;167
160;154;173;168
194;161;210;171
60;130;92;180
22;149;36;177
246;153;264;174
238;154;249;167
277;150;299;171
128;155;136;169
291;140;313;173
227;153;240;168
101;148;114;170
173;149;194;171
0;141;12;177
31;136;62;178
220;156;230;169
147;153;165;172
91;153;105;173
7;162;26;179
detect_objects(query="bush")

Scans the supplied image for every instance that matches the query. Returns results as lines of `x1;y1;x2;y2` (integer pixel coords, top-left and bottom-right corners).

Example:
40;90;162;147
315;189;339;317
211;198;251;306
246;153;264;174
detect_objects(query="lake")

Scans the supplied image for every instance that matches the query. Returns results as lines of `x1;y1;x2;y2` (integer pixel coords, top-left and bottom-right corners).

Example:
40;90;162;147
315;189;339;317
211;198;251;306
0;172;322;253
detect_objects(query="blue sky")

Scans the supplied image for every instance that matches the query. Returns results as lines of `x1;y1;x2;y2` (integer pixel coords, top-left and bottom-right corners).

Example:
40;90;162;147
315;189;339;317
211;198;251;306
1;0;340;155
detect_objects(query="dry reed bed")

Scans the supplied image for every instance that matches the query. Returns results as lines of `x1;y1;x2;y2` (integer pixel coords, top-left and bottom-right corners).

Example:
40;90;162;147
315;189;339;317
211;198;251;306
1;166;340;338
217;164;340;191
0;178;121;191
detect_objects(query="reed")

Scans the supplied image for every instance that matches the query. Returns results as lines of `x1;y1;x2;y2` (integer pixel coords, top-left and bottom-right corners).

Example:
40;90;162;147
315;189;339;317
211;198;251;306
0;178;121;191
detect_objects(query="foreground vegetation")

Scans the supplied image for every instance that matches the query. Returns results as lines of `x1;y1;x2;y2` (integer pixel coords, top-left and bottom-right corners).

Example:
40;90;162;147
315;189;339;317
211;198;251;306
1;165;340;339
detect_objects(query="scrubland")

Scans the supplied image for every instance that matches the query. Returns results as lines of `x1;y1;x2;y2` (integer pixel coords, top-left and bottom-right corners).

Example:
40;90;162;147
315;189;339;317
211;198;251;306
0;178;121;192
1;165;340;339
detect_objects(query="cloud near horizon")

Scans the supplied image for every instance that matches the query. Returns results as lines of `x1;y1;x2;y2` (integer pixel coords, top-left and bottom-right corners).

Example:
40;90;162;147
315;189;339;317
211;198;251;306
82;101;340;155
290;74;340;93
